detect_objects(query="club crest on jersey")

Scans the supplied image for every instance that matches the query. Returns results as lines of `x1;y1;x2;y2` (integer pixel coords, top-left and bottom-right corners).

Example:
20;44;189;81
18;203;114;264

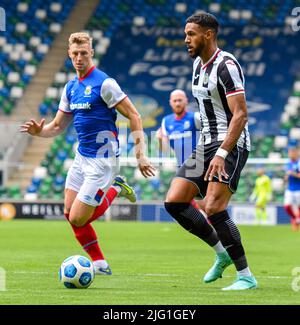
184;121;190;130
203;73;209;85
84;85;92;97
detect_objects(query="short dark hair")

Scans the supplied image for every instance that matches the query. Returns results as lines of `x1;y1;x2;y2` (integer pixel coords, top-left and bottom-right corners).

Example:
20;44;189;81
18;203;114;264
186;12;219;34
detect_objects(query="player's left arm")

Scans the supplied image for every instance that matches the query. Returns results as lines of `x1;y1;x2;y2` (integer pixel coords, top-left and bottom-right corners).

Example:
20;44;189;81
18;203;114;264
286;161;300;178
116;97;155;177
101;78;155;177
205;59;248;182
288;171;300;178
219;94;248;152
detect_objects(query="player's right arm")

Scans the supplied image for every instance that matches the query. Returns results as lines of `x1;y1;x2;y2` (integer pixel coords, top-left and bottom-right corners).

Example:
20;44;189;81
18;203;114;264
20;110;73;138
20;83;73;137
156;118;170;153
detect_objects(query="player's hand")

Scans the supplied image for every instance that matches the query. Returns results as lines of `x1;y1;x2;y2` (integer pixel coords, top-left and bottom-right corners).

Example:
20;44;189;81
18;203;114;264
20;118;45;136
137;156;156;178
204;156;229;182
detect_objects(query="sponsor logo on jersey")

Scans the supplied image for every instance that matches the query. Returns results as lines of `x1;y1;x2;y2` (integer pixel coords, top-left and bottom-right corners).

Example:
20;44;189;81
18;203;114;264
70;102;91;110
169;131;192;140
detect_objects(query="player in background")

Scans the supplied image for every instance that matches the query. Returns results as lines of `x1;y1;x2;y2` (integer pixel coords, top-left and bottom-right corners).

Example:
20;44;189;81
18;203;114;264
284;147;300;231
21;32;155;275
156;89;201;210
164;13;257;290
156;89;201;167
250;168;272;225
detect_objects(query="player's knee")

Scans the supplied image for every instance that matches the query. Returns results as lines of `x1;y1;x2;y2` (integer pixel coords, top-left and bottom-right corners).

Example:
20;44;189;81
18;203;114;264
69;215;86;227
64;208;71;215
165;187;183;202
205;197;221;216
165;193;178;203
205;192;231;216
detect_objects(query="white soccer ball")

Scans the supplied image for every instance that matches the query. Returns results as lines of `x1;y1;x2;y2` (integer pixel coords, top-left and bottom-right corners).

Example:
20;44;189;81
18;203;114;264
59;255;95;289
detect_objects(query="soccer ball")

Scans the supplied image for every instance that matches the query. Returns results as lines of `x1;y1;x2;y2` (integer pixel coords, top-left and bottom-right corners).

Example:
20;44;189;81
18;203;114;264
59;255;95;289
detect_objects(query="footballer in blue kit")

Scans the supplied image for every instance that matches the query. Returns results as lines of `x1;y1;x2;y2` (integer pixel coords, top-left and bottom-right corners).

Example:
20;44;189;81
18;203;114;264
158;89;201;167
284;147;300;231
59;65;121;159
157;89;201;210
21;32;155;275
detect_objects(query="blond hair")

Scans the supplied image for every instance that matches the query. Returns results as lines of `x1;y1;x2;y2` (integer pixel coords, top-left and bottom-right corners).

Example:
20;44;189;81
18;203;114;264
69;32;93;47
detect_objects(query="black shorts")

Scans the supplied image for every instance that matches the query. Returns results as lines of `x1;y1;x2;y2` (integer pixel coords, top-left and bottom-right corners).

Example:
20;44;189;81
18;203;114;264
176;141;249;198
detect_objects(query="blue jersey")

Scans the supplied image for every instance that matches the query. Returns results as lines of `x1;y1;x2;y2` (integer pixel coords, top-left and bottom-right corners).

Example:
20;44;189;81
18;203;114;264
59;66;127;158
161;111;201;166
286;159;300;191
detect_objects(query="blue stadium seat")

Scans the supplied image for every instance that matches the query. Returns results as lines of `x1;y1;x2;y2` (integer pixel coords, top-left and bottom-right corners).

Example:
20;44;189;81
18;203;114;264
27;184;38;194
31;177;42;188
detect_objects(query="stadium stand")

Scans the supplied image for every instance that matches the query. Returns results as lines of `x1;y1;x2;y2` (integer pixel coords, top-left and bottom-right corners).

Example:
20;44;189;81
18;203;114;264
0;0;76;115
1;0;300;203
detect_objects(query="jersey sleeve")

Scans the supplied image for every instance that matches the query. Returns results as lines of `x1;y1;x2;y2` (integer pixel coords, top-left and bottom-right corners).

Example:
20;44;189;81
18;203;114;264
161;118;168;137
100;78;127;108
193;112;201;130
58;84;72;113
218;59;245;98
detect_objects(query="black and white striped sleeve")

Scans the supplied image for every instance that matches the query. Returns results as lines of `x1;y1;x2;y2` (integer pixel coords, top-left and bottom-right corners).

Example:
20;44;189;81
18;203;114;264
218;59;245;98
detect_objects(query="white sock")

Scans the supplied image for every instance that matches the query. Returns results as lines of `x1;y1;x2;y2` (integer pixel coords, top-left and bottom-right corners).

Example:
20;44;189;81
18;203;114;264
212;241;226;254
112;185;121;194
237;267;251;277
93;259;109;269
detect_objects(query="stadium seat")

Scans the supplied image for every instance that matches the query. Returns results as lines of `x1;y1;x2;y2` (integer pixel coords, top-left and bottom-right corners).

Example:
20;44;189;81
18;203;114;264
8;185;21;199
33;166;47;179
31;177;42;188
289;128;300;140
0;186;7;198
26;184;38;194
56;150;68;161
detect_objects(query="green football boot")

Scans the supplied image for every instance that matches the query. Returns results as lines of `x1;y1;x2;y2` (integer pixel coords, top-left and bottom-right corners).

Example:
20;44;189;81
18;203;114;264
113;176;137;203
222;275;258;291
203;251;233;283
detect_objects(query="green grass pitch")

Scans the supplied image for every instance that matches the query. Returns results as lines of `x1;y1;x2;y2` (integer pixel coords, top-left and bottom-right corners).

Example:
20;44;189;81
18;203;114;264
0;220;300;305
